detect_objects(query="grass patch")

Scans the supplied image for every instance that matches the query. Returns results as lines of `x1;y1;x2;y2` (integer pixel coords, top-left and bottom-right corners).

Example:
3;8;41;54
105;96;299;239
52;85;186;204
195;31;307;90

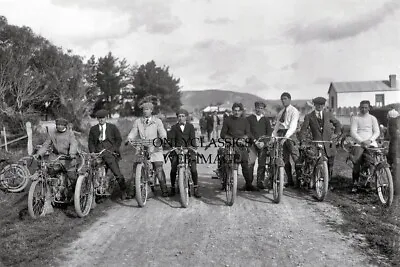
0;119;138;266
0;185;120;266
327;150;400;266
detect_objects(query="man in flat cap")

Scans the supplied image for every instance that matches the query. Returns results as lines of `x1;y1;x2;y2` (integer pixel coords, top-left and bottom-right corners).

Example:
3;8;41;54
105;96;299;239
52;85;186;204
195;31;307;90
88;109;128;199
126;101;169;197
247;101;273;190
168;108;201;198
34;117;79;187
299;96;342;185
218;102;255;191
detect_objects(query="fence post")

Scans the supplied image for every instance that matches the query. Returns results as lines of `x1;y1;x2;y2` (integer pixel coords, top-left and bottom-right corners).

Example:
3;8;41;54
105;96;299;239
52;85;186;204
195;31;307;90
26;122;33;155
2;126;7;152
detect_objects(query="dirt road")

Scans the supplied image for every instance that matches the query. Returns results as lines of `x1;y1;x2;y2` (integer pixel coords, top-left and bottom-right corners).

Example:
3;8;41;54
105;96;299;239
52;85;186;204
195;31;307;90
54;147;375;267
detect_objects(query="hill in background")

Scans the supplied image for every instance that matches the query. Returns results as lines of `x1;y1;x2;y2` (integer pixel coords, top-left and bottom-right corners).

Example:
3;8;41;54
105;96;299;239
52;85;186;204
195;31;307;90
181;89;309;116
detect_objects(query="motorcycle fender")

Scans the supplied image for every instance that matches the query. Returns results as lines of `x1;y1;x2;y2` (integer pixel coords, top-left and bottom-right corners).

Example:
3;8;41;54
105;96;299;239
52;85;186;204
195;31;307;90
275;157;285;167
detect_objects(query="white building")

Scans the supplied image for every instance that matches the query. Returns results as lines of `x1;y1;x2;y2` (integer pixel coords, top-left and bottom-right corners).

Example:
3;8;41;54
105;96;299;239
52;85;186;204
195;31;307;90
328;74;400;112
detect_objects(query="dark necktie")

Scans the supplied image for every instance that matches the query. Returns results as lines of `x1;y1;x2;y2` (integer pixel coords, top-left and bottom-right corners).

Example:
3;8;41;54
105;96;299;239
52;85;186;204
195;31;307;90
145;118;149;125
279;108;287;123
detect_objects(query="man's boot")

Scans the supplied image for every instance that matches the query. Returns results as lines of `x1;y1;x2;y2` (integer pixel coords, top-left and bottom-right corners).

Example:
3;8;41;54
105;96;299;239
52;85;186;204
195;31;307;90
256;166;266;189
118;177;128;200
284;163;294;187
194;185;201;198
249;163;255;186
169;186;176;196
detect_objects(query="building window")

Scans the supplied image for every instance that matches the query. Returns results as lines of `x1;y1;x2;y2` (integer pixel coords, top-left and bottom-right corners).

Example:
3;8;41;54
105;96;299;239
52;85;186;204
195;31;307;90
375;94;385;107
330;96;335;109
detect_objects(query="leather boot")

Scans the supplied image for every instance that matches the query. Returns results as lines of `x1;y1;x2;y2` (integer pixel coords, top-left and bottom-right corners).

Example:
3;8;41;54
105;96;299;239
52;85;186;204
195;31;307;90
194;185;201;198
256;166;266;189
169;187;176;197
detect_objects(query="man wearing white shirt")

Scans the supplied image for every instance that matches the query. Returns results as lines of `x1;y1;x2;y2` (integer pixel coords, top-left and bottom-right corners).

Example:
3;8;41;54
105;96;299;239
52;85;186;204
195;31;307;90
272;92;301;187
350;100;380;192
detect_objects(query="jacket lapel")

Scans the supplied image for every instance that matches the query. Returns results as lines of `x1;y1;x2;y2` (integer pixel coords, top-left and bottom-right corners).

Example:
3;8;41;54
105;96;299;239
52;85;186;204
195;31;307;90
179;123;185;133
137;119;146;139
313;111;323;133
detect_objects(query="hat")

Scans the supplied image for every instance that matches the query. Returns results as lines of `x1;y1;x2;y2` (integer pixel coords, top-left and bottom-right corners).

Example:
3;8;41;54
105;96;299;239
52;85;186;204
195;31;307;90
95;109;108;118
255;101;266;108
388;109;399;118
176;109;189;116
55;118;68;126
312;97;326;105
140;102;154;109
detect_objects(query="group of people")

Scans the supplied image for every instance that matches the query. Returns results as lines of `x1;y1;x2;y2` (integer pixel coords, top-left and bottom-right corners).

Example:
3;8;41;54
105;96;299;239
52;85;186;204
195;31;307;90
213;93;342;192
32;91;399;203
199;110;222;142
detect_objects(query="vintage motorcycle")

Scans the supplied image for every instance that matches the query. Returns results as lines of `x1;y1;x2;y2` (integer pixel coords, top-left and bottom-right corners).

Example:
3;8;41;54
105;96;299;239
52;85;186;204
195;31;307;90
27;153;84;219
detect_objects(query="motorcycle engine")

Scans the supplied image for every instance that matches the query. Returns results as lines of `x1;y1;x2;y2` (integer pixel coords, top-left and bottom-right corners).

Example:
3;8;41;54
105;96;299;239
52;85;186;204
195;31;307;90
52;172;68;201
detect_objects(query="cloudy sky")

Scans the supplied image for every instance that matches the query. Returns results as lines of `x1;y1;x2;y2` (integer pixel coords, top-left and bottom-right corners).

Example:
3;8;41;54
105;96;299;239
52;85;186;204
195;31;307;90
1;0;400;99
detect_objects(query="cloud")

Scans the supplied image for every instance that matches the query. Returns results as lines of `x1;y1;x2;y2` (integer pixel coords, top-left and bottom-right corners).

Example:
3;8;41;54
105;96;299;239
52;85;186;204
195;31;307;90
314;77;333;84
209;70;230;82
204;17;233;25
281;62;299;71
51;0;182;35
3;0;400;100
287;0;400;43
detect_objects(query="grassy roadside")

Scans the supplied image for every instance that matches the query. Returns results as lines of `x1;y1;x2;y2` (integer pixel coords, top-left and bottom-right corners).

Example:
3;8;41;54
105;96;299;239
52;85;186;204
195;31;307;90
0;118;137;267
326;151;400;267
0;190;118;266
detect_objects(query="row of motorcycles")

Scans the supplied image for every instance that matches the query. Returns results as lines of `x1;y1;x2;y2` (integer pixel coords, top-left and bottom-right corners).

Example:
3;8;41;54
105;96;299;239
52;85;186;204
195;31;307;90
1;138;199;219
24;147;113;219
0;127;394;219
214;130;394;207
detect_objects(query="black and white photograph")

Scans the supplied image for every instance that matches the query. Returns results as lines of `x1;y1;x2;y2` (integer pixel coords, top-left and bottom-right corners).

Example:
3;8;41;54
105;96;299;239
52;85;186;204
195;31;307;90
0;0;399;266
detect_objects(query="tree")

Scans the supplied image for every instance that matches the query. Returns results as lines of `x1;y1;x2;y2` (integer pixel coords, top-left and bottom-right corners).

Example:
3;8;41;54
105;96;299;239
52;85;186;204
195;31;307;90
84;55;100;101
132;60;182;115
96;52;130;116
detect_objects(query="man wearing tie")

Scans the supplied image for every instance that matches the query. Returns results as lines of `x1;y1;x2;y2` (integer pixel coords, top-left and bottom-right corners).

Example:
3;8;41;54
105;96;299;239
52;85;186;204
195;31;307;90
126;101;169;197
272;92;300;187
298;97;342;184
168;109;201;198
88;109;127;199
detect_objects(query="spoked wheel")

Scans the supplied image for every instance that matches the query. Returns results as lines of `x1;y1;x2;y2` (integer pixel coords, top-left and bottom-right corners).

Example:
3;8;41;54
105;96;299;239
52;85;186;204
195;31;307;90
0;163;30;193
74;174;94;217
225;167;237;206
375;166;394;207
135;163;148;207
314;161;329;201
178;167;189;208
28;180;46;218
273;166;284;203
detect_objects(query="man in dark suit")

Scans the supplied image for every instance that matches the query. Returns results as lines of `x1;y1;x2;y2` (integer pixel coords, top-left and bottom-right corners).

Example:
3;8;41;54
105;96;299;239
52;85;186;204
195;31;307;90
168;109;201;198
247;101;273;190
88;109;127;199
298;97;342;182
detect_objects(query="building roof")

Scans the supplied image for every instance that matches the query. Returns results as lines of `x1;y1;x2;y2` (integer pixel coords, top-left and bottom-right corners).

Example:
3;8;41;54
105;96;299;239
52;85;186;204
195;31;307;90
328;80;399;94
